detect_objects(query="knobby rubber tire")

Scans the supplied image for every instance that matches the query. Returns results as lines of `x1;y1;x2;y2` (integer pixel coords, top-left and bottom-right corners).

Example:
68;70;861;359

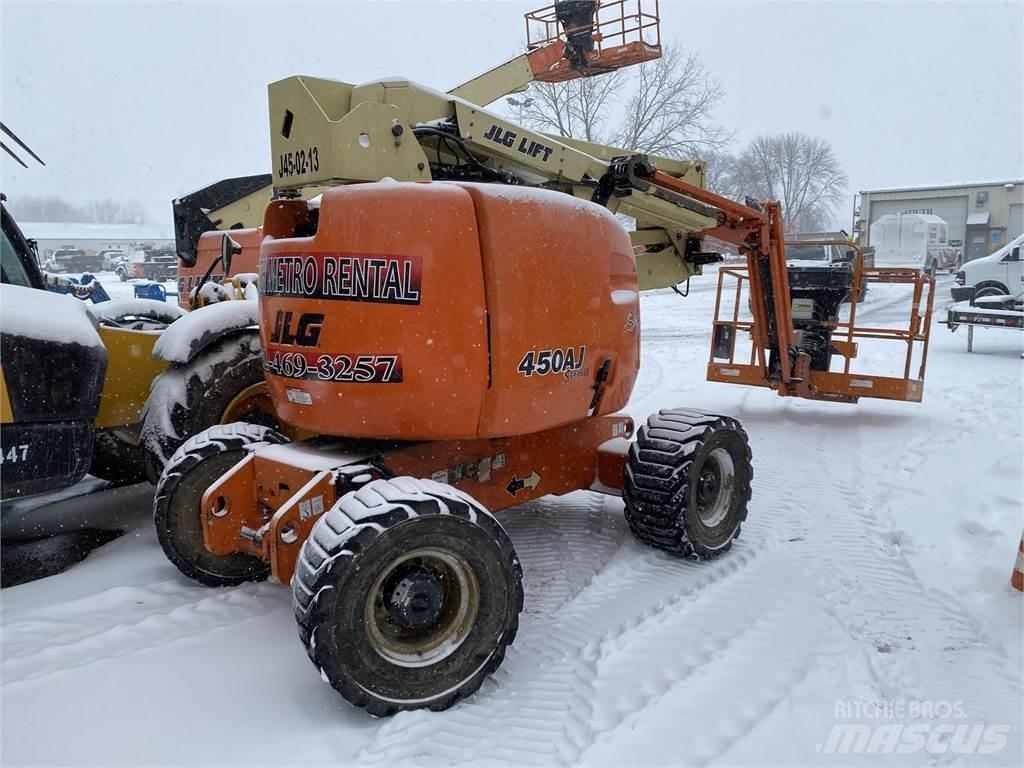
292;477;524;716
623;408;752;558
153;422;284;586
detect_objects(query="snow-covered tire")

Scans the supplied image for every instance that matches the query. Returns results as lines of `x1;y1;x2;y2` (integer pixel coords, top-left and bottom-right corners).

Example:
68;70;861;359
141;333;275;483
973;282;1009;300
623;408;752;558
89;428;148;485
293;477;524;716
90;299;184;328
154;423;284;587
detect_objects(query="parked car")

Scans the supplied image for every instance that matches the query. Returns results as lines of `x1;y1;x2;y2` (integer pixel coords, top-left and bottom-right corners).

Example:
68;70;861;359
51;247;101;273
98;250;128;271
952;232;1024;302
117;247;177;281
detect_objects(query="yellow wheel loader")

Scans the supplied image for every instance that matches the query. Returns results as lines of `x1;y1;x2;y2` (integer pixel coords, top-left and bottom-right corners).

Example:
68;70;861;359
0;189;277;585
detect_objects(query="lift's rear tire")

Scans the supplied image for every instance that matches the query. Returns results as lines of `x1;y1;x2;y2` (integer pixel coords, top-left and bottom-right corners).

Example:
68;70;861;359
292;477;523;716
623;408;752;558
153;423;284;587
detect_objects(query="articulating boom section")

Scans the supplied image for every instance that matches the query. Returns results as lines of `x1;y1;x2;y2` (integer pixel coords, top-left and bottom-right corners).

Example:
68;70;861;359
268;73;715;290
451;1;662;105
264;0;933;404
611;159;935;403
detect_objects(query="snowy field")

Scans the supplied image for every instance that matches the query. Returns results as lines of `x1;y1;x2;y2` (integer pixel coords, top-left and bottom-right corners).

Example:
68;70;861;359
2;271;1022;766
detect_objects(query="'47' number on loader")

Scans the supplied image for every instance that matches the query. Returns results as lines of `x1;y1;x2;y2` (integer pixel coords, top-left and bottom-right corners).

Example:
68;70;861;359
517;346;585;377
1;444;29;464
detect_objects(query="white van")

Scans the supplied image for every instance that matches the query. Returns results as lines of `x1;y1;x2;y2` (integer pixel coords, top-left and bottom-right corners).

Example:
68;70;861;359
870;213;960;273
952;232;1024;301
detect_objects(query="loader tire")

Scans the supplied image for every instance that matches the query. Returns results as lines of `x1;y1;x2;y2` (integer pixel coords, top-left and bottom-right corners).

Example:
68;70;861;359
623;408;752;558
293;477;523;716
154;423;284;587
89;428;148;486
141;333;276;484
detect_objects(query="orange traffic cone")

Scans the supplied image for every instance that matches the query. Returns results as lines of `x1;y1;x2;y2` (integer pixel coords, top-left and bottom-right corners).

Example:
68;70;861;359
1012;534;1024;592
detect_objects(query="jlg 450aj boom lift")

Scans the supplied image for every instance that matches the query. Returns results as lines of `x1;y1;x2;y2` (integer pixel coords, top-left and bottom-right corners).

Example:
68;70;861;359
155;1;934;715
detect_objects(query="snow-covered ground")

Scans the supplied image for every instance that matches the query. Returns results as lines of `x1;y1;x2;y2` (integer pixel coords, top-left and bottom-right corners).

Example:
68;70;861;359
2;271;1022;766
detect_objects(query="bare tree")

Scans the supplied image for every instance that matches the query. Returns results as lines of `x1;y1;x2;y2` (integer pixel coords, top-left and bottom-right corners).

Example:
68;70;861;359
513;69;625;143
84;198;123;223
512;44;728;157
613;46;729;159
702;149;746;201
7;194;149;224
6;195;87;222
115;199;147;225
734;133;848;232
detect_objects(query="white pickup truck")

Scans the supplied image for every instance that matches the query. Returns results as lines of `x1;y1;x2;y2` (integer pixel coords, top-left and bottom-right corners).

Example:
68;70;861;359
952;233;1024;302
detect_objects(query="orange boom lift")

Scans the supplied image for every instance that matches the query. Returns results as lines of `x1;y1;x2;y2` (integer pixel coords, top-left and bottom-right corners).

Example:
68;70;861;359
153;1;933;717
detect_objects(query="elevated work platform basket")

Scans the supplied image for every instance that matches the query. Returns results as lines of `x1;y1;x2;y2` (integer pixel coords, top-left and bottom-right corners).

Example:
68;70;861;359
706;245;936;403
526;0;662;83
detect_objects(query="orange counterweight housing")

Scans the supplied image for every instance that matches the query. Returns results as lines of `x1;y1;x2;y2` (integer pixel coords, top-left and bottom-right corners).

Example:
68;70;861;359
258;181;639;441
177;228;262;309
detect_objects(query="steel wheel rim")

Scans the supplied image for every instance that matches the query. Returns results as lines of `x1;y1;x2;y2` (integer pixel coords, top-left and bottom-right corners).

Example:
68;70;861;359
695;447;735;528
365;546;480;668
220;383;272;424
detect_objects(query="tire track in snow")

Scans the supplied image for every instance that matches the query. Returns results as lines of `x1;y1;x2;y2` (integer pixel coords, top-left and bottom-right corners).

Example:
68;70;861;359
498;492;626;618
782;402;1022;741
1;581;288;685
356;497;778;766
578;556;837;766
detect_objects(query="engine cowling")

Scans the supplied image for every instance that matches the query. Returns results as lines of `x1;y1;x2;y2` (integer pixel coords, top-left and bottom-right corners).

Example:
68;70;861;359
258;181;639;441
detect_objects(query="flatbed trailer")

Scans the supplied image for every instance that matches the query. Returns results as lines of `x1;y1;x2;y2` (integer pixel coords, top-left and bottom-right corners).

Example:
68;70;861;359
945;297;1023;352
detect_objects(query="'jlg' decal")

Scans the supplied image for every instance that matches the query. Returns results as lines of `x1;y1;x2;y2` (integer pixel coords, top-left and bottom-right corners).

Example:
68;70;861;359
517;346;585;378
270;311;324;347
481;125;555;162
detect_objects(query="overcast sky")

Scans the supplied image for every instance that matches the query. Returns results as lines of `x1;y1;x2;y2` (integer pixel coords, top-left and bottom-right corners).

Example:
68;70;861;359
2;0;1022;229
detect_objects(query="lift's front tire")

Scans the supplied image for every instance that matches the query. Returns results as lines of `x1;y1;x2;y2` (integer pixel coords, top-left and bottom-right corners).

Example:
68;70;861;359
623;408;752;558
153;423;284;587
293;477;523;716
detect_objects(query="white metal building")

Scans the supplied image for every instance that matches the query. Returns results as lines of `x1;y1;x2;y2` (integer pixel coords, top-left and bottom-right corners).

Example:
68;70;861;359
18;221;174;258
857;179;1024;262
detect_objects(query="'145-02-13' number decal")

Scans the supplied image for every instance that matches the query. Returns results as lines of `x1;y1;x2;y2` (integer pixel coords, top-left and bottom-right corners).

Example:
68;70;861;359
517;346;585;377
